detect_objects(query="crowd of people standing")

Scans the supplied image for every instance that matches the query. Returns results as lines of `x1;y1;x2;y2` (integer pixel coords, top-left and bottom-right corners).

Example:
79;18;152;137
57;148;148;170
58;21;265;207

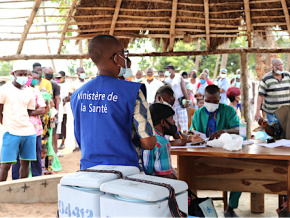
0;61;87;181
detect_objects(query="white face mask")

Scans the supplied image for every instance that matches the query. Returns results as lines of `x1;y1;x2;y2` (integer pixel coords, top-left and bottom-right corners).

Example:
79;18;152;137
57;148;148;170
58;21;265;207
204;102;219;112
220;73;227;79
165;71;171;77
79;73;86;79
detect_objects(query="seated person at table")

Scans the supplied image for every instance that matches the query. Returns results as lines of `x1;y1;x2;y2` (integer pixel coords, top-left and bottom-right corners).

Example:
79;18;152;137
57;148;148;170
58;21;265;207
227;86;241;119
190;85;240;217
143;103;177;179
258;104;290;140
154;85;203;146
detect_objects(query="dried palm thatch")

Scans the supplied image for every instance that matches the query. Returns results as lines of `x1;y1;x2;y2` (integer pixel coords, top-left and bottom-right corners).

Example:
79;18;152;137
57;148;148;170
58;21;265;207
74;0;243;50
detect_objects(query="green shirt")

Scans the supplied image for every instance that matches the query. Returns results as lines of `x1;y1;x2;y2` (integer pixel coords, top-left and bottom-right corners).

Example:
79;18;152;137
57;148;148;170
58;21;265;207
190;103;239;134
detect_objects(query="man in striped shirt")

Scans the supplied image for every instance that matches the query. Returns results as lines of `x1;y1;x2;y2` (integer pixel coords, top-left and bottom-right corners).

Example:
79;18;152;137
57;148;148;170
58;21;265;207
255;58;290;123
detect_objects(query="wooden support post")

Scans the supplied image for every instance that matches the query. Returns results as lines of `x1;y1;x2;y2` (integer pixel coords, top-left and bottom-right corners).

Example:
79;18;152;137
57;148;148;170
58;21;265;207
57;0;78;54
281;0;290;36
109;0;122;35
17;0;42;54
204;0;210;50
240;51;251;139
79;40;83;68
243;0;252;47
195;39;200;71
43;6;56;73
168;0;178;52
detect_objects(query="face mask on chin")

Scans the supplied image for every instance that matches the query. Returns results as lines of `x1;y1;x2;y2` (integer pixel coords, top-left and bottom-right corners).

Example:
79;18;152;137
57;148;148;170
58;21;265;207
135;78;143;83
146;75;154;80
204;102;219;113
274;67;283;75
163;119;177;136
123;68;132;79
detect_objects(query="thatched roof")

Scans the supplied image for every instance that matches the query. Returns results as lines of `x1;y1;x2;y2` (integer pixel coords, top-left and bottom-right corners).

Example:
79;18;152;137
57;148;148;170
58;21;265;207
1;0;290;59
73;0;290;51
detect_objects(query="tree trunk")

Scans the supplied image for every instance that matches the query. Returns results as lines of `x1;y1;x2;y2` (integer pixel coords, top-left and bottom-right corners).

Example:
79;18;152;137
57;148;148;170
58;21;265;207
220;40;231;69
253;30;279;81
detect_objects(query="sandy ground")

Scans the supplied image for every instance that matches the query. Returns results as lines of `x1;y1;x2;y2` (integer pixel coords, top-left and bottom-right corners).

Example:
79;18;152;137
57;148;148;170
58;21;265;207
0;106;280;217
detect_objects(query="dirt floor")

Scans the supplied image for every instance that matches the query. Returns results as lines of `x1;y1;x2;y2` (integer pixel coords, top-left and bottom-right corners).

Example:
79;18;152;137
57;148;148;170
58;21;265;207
0;106;280;217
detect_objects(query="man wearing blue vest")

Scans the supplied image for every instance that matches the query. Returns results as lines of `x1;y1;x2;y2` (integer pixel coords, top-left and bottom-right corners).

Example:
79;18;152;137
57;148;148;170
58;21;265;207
70;35;156;171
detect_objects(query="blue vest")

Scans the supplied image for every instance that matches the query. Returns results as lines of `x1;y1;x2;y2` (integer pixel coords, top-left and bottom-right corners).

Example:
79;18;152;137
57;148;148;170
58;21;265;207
70;75;146;170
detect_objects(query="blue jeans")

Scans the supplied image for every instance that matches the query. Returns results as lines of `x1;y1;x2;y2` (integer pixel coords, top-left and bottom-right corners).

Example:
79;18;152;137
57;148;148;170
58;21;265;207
266;113;276;125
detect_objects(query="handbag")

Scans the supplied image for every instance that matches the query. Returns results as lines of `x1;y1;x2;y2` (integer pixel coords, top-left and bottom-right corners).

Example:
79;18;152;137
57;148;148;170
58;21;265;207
188;190;218;217
178;96;186;108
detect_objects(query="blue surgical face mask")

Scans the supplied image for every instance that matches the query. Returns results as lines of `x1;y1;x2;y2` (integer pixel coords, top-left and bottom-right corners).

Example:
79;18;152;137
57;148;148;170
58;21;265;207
165;71;170;77
123;68;132;79
236;74;241;78
15;76;28;86
200;79;206;84
118;55;128;77
79;73;86;79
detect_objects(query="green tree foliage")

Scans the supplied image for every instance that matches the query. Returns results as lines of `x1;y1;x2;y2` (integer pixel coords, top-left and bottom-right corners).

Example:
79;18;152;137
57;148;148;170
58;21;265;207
0;61;13;76
129;37;247;77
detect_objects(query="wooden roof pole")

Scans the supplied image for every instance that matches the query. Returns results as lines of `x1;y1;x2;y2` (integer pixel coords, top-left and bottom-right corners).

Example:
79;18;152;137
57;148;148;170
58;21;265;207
57;0;78;54
204;0;210;50
281;0;290;36
109;0;123;35
16;0;42;54
169;0;178;52
243;0;252;47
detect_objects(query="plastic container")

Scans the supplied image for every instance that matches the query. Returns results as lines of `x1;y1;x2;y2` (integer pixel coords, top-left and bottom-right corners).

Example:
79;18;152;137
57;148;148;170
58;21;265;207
239;117;247;140
100;174;188;217
58;165;140;218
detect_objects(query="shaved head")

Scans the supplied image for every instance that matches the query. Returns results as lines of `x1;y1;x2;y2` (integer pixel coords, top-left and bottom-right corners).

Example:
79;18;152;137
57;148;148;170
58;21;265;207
88;35;122;65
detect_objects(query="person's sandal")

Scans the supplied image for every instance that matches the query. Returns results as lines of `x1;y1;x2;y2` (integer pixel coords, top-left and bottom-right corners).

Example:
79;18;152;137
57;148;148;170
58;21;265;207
58;144;65;150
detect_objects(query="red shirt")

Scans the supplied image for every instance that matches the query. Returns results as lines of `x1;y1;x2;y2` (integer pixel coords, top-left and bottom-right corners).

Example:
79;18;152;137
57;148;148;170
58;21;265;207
197;78;213;88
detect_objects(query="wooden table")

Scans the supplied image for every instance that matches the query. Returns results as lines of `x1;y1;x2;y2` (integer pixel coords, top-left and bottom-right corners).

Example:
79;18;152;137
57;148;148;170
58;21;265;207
171;143;290;211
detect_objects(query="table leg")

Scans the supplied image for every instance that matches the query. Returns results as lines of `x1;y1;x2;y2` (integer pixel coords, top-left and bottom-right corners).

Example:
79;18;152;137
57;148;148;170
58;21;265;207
177;155;196;194
287;161;290;212
251;193;264;213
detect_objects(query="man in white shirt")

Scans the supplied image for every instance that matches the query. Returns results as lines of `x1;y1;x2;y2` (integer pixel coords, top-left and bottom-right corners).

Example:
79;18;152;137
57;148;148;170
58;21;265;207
143;68;163;105
164;65;190;133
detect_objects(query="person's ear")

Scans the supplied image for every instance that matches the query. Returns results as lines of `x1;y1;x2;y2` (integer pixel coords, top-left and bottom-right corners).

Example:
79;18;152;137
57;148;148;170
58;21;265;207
156;95;162;103
160;119;166;127
113;54;121;67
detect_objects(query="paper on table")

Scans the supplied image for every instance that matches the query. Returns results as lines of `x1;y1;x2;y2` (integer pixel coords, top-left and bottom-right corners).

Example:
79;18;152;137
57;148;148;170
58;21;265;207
171;143;206;149
192;130;207;139
257;139;290;148
243;140;254;145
